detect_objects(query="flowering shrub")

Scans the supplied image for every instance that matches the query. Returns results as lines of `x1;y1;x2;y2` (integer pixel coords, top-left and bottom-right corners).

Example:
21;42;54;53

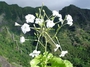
15;6;73;67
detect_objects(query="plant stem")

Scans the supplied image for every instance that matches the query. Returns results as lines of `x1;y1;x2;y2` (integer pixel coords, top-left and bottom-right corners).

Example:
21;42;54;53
53;19;66;38
54;24;61;38
55;36;62;51
45;36;47;52
45;32;56;45
35;31;42;50
38;40;45;48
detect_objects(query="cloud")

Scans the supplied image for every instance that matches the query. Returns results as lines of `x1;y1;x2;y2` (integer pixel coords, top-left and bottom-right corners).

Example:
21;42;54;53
0;0;75;10
0;0;90;10
46;0;75;10
73;0;90;9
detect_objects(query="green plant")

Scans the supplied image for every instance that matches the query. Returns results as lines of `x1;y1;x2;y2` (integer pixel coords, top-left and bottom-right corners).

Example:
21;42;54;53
15;5;73;67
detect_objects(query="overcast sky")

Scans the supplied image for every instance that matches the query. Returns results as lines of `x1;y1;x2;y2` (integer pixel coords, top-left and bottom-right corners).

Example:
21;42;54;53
0;0;90;11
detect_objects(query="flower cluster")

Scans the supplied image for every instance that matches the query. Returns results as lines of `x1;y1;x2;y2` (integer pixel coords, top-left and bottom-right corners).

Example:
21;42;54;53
15;6;73;67
15;8;73;58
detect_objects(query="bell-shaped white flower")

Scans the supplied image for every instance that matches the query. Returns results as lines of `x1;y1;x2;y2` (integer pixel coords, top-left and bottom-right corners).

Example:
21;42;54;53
25;14;35;23
46;20;55;28
59;51;68;57
21;23;30;34
54;44;60;52
20;36;25;43
66;14;73;26
15;22;20;26
29;50;41;57
35;18;44;25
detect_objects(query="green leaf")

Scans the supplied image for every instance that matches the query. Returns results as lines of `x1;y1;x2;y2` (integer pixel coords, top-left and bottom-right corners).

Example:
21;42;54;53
35;55;42;59
30;65;40;67
30;58;40;67
47;53;53;59
64;60;73;67
49;56;65;67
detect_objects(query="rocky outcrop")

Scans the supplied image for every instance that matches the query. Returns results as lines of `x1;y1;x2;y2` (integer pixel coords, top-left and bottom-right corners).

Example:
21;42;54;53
0;56;15;67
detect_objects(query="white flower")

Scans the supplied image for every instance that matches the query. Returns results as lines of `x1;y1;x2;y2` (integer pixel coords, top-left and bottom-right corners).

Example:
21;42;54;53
59;51;68;57
25;14;35;23
52;10;62;17
67;21;73;26
35;18;44;25
66;14;73;26
46;20;55;28
29;50;41;57
21;23;30;34
58;14;62;18
54;44;60;52
15;22;20;26
52;10;59;17
58;14;63;24
20;36;25;43
59;18;63;24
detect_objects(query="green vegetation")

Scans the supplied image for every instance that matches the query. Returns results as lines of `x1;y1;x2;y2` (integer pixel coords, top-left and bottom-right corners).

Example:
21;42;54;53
0;63;1;67
0;26;35;67
0;1;90;67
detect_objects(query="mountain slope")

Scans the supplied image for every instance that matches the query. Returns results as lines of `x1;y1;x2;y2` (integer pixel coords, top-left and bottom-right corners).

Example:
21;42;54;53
59;4;90;31
0;1;90;67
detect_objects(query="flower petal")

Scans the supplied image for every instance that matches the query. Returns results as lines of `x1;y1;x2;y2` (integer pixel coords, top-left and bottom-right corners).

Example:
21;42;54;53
59;51;68;57
29;50;41;57
46;20;55;28
35;18;44;25
15;22;20;26
25;14;35;23
21;23;30;34
20;36;25;43
66;14;73;26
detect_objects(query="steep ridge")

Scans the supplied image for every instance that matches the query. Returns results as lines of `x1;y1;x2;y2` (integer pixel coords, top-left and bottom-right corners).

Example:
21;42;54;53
59;4;90;30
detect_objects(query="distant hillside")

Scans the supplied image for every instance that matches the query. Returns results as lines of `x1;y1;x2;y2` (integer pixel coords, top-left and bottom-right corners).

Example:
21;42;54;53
0;1;51;21
59;4;90;31
0;1;90;67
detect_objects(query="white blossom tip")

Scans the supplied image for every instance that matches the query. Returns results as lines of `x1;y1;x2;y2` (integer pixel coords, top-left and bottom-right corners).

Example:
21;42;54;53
20;36;25;43
29;50;41;57
59;51;68;57
15;22;20;26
